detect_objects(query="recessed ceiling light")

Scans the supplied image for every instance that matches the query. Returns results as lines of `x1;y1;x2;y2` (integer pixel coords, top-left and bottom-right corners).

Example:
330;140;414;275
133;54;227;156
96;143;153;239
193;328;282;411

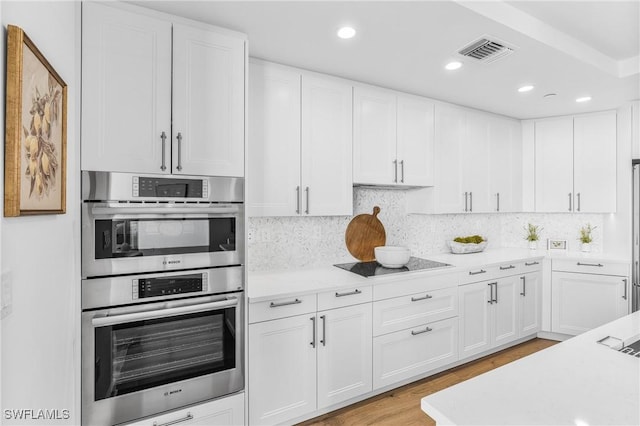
445;61;462;71
518;85;534;93
337;27;356;39
576;96;592;103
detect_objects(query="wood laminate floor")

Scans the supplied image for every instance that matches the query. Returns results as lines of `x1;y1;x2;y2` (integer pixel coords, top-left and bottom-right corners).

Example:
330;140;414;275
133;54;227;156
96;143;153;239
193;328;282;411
298;338;558;426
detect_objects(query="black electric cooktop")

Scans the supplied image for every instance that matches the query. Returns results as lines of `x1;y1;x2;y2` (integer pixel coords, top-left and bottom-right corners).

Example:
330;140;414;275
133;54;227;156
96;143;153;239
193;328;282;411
334;257;451;278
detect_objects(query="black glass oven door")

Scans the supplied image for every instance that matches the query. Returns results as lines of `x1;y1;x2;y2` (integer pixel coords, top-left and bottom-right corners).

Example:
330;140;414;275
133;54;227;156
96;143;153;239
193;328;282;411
94;217;236;259
93;304;236;400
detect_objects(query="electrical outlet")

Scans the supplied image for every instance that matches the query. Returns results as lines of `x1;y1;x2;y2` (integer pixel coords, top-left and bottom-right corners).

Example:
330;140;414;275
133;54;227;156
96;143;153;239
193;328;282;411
1;270;13;320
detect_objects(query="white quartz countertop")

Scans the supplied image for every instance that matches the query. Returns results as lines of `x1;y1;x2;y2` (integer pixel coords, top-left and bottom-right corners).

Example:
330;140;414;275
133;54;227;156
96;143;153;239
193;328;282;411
421;311;640;425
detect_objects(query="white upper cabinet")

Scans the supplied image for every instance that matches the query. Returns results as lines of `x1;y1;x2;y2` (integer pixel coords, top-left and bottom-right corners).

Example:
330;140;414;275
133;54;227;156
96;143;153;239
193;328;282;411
534;111;616;213
463;110;491;213
172;24;245;177
353;86;434;186
82;3;246;177
489;117;522;213
248;60;353;217
82;2;172;174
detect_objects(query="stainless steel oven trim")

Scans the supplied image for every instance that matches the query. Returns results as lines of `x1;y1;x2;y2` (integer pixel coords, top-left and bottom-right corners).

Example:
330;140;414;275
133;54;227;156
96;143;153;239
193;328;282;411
82;266;244;310
81;202;245;278
81;292;244;426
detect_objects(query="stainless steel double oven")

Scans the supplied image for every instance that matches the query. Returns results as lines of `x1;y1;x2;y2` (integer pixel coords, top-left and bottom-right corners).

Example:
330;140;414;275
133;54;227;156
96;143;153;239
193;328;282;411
81;171;245;426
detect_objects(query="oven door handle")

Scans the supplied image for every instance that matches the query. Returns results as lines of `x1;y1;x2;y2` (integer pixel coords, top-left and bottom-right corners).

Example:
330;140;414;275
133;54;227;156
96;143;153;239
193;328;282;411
91;297;239;327
90;205;241;216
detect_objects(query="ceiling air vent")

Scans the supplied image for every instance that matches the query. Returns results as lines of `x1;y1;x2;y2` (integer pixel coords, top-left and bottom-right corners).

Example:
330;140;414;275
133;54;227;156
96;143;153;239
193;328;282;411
458;37;515;64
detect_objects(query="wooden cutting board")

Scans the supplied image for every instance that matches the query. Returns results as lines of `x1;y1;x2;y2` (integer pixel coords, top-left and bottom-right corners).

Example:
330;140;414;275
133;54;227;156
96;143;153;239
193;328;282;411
345;206;386;261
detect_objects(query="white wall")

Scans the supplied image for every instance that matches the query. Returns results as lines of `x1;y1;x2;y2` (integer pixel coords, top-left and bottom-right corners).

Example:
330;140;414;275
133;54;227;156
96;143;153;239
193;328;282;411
0;2;80;424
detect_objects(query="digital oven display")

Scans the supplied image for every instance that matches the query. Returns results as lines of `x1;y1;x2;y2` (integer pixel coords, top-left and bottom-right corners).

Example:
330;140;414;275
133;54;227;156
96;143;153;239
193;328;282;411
137;177;204;198
137;274;203;298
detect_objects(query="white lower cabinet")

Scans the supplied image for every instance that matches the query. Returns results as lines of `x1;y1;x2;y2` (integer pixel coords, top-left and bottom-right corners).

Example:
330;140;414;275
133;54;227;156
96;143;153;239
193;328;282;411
125;393;244;426
552;271;629;336
248;301;372;425
459;266;542;360
248;314;317;425
372;317;458;390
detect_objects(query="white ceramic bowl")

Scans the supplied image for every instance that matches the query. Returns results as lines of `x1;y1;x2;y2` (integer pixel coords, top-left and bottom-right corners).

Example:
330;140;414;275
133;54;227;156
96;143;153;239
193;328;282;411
374;246;411;268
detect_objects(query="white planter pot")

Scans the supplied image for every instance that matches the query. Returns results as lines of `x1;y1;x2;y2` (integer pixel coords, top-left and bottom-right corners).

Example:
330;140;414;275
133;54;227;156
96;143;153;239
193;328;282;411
528;241;538;250
581;242;592;252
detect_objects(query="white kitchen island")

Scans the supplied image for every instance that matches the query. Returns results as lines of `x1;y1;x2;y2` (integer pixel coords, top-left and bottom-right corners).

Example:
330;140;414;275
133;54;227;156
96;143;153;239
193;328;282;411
421;310;640;425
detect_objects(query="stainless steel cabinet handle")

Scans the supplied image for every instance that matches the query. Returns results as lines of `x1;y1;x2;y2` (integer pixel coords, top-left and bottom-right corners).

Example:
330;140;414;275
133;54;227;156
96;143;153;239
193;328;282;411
525;261;540;266
520;276;526;296
400;160;405;183
500;265;515;270
487;282;494;304
270;299;302;308
295;186;301;214
469;192;473;212
154;413;193;426
176;132;183;171
494;282;498;303
469;269;487;276
335;289;362;298
320;315;326;346
496;192;500;212
305;187;310;214
623;278;628;300
576;262;604;267
577;192;581;212
568;193;572;211
464;192;468;212
411;294;433;302
160;131;167;171
411;326;432;336
393;160;398;183
310;316;316;348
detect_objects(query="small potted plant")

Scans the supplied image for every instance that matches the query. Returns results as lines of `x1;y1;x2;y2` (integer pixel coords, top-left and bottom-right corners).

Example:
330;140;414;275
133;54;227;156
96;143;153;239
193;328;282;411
579;223;596;252
524;223;542;249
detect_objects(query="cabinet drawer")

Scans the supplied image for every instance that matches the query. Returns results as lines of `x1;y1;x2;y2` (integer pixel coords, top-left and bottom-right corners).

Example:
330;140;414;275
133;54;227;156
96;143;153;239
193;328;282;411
373;287;457;336
317;285;372;311
249;294;317;323
460;265;500;285
519;259;543;273
372;317;458;390
552;259;628;276
374;272;458;301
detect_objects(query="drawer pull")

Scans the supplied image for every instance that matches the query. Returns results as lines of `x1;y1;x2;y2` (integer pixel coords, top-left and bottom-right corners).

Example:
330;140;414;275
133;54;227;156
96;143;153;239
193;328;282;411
499;265;515;270
469;269;487;275
411;326;433;336
154;413;193;426
525;261;540;266
335;289;362;298
576;262;604;267
270;299;302;308
411;294;433;302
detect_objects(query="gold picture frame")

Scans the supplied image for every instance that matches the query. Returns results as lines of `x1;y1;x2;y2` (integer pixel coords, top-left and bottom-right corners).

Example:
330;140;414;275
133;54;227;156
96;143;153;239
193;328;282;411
4;24;67;216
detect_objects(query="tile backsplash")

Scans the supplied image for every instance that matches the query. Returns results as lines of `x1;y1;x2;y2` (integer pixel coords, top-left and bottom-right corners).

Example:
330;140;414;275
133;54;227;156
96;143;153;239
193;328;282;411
248;187;604;271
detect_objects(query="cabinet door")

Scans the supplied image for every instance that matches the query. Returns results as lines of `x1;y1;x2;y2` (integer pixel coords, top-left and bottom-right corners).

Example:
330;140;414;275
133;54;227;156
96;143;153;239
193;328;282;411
519;271;542;336
534;117;574;212
493;276;519;346
172;24;245;177
301;75;353;216
82;2;172;174
317;304;372;409
248;315;316;425
433;105;466;213
372;317;458;390
463;111;491;213
489;117;521;212
247;62;301;216
573;111;617;213
396;95;434;186
552;272;630;336
458;281;492;359
353;87;397;185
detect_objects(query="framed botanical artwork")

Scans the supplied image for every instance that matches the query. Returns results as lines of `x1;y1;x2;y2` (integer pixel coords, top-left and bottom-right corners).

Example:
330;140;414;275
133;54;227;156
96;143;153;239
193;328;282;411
4;24;67;216
547;238;568;251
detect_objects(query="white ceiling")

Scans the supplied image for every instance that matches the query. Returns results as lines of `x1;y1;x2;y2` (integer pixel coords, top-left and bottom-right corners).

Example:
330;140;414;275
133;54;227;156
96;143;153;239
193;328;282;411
130;0;640;119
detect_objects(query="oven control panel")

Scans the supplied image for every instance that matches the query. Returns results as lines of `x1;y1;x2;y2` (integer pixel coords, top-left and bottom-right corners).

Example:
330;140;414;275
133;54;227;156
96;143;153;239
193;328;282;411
132;176;208;199
133;272;208;299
